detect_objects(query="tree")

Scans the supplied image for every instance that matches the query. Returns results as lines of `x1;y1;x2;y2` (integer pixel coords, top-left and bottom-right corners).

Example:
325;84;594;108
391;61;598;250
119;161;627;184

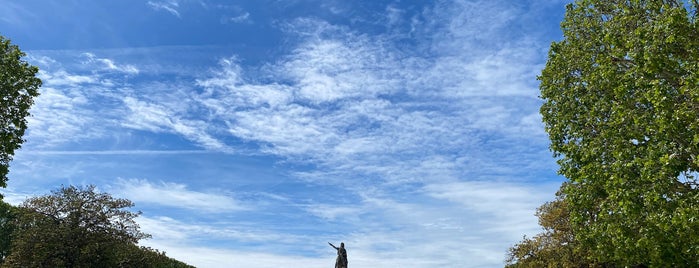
539;0;699;266
506;184;598;268
0;201;16;263
0;36;41;188
3;185;151;267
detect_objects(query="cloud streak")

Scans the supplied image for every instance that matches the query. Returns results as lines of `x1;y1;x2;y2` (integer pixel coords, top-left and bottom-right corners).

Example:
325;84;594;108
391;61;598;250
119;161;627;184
147;0;180;17
114;179;244;212
82;53;139;74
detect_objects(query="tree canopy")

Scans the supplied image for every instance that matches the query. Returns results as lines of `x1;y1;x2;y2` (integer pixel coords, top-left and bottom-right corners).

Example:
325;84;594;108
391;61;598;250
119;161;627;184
526;0;699;266
506;184;596;268
0;201;15;263
0;36;41;188
1;185;193;267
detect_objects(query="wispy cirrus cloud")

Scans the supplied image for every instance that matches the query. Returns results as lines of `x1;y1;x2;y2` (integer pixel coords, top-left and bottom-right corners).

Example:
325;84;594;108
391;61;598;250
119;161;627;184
0;187;36;206
121;94;233;152
82;52;139;74
24;54;135;148
39;70;96;86
24;52;234;152
147;0;181;17
221;12;251;24
114;179;244;212
137;216;307;245
188;9;549;187
25;85;105;147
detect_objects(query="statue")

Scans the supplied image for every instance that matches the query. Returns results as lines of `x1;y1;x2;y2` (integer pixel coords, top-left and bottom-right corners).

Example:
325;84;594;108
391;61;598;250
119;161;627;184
328;242;348;268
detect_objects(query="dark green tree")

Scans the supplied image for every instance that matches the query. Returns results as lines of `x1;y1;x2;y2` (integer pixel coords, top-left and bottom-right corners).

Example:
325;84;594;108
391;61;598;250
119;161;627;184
113;244;195;268
3;185;150;267
0;201;16;263
0;36;41;188
539;0;699;266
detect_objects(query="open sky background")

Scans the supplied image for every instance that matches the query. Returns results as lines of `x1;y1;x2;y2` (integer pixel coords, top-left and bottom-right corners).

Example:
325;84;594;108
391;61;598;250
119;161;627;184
1;0;569;267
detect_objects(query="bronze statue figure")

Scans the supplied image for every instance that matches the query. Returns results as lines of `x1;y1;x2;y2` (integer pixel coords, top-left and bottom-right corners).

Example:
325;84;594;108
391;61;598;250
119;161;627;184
328;242;348;268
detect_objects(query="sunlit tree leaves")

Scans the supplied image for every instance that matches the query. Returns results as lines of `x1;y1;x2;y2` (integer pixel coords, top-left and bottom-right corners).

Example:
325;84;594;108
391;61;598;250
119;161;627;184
0;36;41;188
506;185;599;268
539;0;699;266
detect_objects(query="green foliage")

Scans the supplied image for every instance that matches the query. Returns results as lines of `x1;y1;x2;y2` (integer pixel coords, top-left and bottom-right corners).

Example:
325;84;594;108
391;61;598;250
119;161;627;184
506;185;599;268
113;244;196;268
0;201;17;263
2;185;148;267
539;0;699;266
0;36;41;188
1;185;193;268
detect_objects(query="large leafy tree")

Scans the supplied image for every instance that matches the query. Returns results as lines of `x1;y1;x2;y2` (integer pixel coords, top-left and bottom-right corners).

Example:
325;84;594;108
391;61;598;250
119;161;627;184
0;185;194;267
3;185;150;267
539;0;699;266
0;36;41;188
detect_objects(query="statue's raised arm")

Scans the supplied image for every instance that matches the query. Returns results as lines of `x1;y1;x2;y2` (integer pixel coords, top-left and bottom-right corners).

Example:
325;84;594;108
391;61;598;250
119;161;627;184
328;242;338;249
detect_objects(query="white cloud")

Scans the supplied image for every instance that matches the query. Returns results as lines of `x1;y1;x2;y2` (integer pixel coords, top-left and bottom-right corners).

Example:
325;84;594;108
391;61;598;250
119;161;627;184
82;52;140;74
195;58;294;110
138;215;306;244
188;7;549;167
23;53;150;148
114;179;244;212
25;52;235;152
121;96;175;132
121;96;233;152
147;0;180;17
425;181;553;219
319;1;348;15
39;70;96;86
385;5;404;26
304;204;361;221
27;55;57;67
0;188;35;206
282;39;401;103
221;12;251;24
25;86;105;147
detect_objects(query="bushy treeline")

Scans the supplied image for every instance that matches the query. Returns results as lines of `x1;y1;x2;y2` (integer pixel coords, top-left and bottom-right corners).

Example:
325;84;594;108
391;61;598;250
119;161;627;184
0;186;194;268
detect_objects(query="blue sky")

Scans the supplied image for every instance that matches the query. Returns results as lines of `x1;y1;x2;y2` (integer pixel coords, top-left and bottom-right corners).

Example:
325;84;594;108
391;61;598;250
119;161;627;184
1;0;568;267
